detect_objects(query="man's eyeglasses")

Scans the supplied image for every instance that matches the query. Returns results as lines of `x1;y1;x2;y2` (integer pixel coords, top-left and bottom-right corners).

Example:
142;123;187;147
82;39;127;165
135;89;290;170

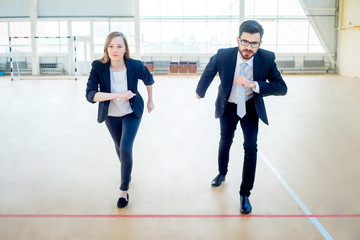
240;39;261;48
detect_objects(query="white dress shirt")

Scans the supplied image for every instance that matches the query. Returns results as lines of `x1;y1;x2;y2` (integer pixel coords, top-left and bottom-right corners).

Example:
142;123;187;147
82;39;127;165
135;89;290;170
228;52;260;104
108;68;133;117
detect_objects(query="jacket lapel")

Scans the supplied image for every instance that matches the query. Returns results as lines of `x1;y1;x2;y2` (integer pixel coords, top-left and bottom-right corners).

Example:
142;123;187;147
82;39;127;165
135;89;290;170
223;47;238;98
125;59;135;91
102;62;111;93
253;53;261;82
226;47;238;82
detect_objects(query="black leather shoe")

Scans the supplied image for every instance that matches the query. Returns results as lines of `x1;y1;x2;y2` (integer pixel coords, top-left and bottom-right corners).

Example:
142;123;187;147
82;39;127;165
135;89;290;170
117;194;129;208
211;174;226;187
240;196;252;214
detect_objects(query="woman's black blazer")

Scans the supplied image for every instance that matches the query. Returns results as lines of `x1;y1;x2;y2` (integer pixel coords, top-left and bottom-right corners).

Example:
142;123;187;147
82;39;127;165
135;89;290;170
86;58;154;123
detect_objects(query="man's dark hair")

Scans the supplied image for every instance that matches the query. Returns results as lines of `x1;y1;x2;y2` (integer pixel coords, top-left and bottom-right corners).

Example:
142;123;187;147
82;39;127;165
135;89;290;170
239;20;264;39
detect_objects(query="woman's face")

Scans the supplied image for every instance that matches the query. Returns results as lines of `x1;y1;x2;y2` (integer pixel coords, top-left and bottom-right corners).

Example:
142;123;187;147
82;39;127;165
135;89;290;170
107;36;126;61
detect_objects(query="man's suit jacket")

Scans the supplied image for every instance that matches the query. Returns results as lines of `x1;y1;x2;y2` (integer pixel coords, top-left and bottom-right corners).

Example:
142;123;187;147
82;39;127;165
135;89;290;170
196;47;287;125
86;58;154;123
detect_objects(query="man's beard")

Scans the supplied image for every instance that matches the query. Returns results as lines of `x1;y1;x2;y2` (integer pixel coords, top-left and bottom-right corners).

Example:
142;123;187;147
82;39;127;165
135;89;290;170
240;49;254;60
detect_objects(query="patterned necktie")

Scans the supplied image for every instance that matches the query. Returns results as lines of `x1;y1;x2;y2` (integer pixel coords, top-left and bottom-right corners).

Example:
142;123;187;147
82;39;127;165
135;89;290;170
237;62;248;118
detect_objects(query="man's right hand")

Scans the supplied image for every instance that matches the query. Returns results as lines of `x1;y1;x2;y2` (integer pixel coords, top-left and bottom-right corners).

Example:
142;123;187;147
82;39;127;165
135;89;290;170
196;93;202;99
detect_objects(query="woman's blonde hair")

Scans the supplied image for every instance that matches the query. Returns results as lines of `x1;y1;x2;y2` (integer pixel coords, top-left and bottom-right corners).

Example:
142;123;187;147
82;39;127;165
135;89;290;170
100;31;130;63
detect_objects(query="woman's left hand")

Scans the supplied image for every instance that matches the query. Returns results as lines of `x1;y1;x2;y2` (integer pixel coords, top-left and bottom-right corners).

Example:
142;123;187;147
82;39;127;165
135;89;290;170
147;101;155;113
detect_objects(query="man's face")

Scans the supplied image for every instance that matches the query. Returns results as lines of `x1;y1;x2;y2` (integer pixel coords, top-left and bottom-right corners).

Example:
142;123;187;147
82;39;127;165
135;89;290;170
237;32;261;61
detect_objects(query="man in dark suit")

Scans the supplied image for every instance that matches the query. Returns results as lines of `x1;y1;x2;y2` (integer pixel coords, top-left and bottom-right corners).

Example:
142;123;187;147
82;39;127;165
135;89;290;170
196;20;287;214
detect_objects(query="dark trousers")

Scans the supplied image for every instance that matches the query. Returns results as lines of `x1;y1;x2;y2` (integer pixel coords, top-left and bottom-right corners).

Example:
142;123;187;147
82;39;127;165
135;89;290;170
218;98;259;197
105;113;141;191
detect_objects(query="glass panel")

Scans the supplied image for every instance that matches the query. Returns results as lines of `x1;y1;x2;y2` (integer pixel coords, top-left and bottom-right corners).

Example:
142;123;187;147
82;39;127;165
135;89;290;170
110;21;135;45
184;0;207;16
245;0;255;17
38;38;58;53
93;22;109;54
11;39;32;52
59;22;68;37
208;21;232;47
308;45;325;53
86;42;90;61
9;22;31;52
254;0;278;17
140;21;161;53
138;0;327;55
230;0;240;17
277;44;308;53
278;0;306;16
0;23;9;53
204;20;230;53
184;21;208;53
308;24;324;53
37;21;59;37
161;21;184;53
160;0;183;17
110;21;136;56
93;22;110;45
277;21;308;45
72;22;90;36
259;21;277;45
261;43;277;52
0;23;8;44
10;22;31;37
59;38;68;53
94;45;104;54
77;41;85;61
36;21;68;53
207;0;231;16
230;20;240;43
140;0;161;16
308;24;322;45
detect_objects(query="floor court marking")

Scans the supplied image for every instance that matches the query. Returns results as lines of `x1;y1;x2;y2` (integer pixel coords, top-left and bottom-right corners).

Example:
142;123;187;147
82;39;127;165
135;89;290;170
1;214;360;218
259;151;334;240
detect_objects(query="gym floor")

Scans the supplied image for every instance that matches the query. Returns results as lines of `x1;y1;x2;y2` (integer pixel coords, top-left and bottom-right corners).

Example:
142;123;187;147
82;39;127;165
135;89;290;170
0;74;359;239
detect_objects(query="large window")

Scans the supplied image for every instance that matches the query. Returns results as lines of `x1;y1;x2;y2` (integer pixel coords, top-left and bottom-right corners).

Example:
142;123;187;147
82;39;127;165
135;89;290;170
0;23;9;54
71;22;91;36
140;0;324;55
93;22;109;55
140;0;239;54
9;22;32;53
247;0;323;54
110;21;136;56
93;21;136;57
37;21;69;53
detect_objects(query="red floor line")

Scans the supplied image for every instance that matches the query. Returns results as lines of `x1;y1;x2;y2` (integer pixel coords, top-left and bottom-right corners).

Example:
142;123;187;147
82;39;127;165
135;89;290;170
1;214;360;218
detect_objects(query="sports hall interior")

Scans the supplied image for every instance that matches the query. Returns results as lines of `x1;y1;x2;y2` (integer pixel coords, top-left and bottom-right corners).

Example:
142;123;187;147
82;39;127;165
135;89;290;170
0;0;359;239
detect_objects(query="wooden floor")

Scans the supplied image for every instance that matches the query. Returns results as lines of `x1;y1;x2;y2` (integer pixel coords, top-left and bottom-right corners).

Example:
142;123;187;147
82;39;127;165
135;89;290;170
0;74;359;239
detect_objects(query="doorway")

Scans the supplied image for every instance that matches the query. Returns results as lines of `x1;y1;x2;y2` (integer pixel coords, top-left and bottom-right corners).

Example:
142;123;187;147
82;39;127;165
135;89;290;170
75;36;91;75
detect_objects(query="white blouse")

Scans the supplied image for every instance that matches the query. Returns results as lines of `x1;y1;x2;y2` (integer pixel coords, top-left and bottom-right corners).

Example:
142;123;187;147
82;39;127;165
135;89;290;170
108;68;133;117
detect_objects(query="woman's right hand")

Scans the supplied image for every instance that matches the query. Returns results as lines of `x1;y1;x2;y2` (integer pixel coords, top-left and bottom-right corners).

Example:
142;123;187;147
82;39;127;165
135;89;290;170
117;90;136;100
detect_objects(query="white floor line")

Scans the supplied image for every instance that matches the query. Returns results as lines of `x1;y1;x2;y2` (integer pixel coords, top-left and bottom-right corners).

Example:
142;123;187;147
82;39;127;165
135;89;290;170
259;151;333;240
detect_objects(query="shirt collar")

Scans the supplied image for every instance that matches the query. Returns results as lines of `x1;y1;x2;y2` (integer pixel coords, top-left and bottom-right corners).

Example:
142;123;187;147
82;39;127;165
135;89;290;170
237;51;254;68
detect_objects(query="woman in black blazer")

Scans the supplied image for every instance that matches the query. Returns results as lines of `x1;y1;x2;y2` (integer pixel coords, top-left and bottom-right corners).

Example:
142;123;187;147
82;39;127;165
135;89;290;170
86;32;154;208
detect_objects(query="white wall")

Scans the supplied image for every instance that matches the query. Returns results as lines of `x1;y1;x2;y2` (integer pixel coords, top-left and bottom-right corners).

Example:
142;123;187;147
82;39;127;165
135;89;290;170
0;0;135;18
0;0;29;17
338;0;360;79
37;0;134;17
